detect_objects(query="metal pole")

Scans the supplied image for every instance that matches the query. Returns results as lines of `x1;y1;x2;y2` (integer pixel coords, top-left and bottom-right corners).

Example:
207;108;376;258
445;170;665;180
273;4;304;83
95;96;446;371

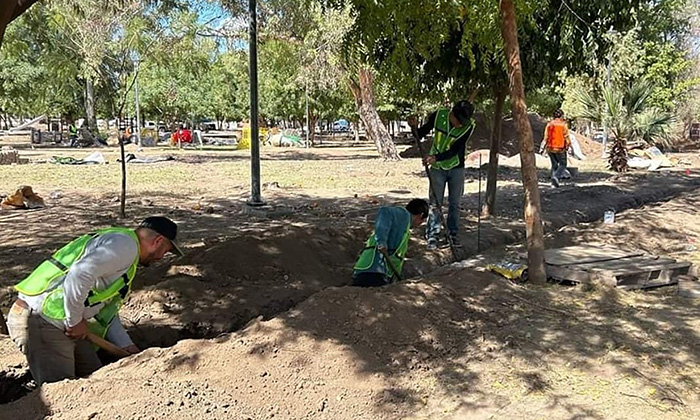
477;153;481;253
305;82;310;148
134;60;142;148
248;0;264;206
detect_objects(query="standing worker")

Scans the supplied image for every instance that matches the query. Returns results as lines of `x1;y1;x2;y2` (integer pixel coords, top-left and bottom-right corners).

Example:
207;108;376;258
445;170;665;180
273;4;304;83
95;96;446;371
6;217;183;385
408;100;476;249
539;109;571;188
68;121;78;147
353;199;429;287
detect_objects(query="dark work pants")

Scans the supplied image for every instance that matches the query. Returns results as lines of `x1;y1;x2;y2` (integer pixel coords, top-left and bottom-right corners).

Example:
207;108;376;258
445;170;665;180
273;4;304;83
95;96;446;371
548;151;568;181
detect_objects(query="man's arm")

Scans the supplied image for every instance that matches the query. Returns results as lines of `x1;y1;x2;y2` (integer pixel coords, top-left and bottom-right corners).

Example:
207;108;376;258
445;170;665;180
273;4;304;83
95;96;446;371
434;124;476;162
564;124;571;149
410;112;437;140
62;234;138;330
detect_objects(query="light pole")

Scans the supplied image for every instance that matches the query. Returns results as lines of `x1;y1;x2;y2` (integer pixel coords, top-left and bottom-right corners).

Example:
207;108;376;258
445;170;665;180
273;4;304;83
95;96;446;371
248;0;264;206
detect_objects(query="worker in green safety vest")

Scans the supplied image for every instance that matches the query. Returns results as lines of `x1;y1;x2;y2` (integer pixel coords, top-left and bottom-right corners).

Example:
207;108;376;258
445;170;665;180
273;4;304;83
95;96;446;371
352;199;429;287
68;121;78;147
6;216;183;385
409;100;476;250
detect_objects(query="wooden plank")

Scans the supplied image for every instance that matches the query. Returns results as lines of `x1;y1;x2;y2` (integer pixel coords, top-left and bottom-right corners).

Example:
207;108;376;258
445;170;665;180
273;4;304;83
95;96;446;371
544;246;643;266
618;277;679;290
573;255;675;272
601;261;690;277
546;264;593;283
615;264;689;289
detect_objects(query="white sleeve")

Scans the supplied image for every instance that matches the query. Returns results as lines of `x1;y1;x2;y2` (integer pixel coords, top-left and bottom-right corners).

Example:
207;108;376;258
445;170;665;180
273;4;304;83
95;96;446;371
62;234;138;328
106;317;134;348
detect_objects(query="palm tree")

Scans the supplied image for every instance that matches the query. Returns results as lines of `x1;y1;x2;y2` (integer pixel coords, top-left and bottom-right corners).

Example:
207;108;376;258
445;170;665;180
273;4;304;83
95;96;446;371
573;80;673;172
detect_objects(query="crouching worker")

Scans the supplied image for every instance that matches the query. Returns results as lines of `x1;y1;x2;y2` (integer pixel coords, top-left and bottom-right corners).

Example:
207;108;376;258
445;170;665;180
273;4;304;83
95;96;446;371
6;216;183;385
352;199;429;287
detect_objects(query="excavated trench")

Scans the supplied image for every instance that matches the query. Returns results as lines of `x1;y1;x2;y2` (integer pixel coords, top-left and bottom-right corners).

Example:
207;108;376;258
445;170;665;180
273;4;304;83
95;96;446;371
3;172;700;405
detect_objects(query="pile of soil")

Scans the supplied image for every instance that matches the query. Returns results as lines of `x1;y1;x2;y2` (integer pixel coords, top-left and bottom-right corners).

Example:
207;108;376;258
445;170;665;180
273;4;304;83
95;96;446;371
400;113;602;160
4;266;698;419
120;221;447;349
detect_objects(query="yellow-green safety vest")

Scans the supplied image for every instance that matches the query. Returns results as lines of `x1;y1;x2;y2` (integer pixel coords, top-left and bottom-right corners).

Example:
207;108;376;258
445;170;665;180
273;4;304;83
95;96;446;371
429;108;474;170
15;227;139;338
353;220;411;281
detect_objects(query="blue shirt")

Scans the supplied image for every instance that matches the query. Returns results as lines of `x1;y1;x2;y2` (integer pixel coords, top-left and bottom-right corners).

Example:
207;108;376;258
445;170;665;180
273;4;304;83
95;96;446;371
354;206;411;276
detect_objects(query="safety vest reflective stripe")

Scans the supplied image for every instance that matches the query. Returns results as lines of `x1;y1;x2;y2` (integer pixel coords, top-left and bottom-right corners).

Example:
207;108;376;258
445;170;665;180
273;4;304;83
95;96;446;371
430;108;473;170
15;227;139;337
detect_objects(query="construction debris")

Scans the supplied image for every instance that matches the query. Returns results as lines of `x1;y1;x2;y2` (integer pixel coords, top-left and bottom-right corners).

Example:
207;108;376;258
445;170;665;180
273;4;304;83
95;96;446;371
628;146;675;171
1;186;46;210
487;261;528;282
545;245;691;290
0;149;27;165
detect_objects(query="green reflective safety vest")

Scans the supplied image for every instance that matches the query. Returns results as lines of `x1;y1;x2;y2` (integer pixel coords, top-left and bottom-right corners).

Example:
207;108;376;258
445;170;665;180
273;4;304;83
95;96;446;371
353;220;411;281
429;108;475;170
15;227;139;338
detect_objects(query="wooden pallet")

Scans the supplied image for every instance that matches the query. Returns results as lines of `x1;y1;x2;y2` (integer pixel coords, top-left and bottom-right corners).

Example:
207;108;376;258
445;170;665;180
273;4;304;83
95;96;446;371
545;246;692;290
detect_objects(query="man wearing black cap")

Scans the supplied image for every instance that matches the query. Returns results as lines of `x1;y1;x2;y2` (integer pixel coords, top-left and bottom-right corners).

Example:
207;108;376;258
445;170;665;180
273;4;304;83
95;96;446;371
408;100;476;249
6;216;182;385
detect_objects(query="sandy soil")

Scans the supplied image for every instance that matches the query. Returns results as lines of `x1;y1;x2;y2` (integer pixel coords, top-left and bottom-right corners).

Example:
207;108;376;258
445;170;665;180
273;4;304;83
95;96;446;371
0;143;698;419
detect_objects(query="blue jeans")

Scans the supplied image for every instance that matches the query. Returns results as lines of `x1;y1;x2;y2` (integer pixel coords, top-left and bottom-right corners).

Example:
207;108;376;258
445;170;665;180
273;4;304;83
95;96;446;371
548;151;567;181
426;166;464;239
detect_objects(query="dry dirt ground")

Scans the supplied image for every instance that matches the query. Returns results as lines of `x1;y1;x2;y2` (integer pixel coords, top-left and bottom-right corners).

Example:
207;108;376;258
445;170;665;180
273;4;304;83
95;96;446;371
0;142;699;419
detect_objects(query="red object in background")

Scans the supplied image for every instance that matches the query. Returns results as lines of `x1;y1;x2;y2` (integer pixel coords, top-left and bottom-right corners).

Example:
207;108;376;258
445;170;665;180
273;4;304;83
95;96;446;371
686;169;691;175
173;128;193;144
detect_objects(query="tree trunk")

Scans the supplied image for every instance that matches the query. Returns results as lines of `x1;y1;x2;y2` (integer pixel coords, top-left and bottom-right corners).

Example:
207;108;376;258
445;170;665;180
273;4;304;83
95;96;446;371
119;134;127;218
348;67;400;160
309;114;318;146
499;0;546;284
85;78;98;133
482;86;506;217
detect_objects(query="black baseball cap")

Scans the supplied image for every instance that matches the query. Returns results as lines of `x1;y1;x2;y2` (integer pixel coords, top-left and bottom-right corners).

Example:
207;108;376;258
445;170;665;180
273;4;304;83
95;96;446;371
139;216;183;256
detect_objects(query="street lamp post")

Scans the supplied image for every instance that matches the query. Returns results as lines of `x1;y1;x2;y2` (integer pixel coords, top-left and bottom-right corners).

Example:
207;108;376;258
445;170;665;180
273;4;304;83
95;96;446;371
247;0;264;206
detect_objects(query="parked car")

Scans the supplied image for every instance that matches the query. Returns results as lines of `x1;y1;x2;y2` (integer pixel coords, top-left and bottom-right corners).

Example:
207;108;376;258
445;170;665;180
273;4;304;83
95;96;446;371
332;119;350;133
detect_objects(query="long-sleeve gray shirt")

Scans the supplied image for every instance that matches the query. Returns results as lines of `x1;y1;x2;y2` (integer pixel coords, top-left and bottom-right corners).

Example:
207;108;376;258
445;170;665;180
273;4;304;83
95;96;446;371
20;232;139;348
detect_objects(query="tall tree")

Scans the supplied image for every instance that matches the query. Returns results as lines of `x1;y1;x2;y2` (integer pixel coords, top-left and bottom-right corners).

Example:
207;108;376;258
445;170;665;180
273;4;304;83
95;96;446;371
499;0;546;284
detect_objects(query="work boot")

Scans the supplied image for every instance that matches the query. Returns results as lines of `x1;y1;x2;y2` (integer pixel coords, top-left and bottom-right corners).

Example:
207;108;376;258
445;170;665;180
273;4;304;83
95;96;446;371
427;237;438;250
450;234;462;248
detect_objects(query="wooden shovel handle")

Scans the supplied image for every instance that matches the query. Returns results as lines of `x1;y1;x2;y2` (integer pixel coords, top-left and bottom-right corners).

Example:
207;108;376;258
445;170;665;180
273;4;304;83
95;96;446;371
86;331;131;358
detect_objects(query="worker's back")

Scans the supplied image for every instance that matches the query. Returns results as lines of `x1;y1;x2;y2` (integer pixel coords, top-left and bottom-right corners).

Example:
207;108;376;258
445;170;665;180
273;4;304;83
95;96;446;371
545;118;569;152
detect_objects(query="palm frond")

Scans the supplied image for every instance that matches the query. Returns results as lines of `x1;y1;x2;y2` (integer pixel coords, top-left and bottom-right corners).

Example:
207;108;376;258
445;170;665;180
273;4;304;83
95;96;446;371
624;80;653;116
570;86;601;122
631;110;675;147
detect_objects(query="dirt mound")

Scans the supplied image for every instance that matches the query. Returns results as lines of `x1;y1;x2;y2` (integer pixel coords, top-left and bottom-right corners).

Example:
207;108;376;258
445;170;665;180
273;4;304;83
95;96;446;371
4;266;698;419
121;223;364;348
400;113;601;160
121;221;446;349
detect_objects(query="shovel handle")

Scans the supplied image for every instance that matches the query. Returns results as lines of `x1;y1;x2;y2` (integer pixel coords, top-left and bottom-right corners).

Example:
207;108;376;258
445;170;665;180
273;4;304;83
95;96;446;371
86;331;131;358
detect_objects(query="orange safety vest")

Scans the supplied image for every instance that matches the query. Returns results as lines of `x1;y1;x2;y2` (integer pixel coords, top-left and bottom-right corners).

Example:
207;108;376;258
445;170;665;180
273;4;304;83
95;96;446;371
545;120;569;151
